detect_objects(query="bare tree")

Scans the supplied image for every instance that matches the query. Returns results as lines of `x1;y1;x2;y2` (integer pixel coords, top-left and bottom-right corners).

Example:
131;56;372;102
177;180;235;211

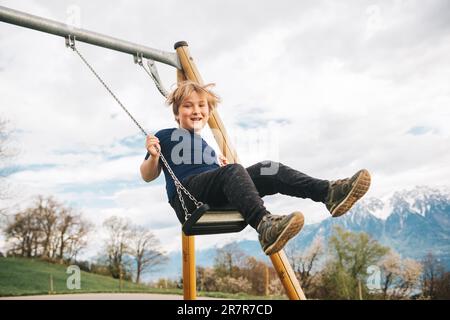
55;208;92;262
103;216;132;279
398;259;423;297
4;208;42;257
379;251;401;298
379;251;422;299
3;195;91;261
213;243;247;278
34;196;58;258
129;225;168;284
421;252;449;299
241;257;270;295
286;237;324;292
197;266;218;292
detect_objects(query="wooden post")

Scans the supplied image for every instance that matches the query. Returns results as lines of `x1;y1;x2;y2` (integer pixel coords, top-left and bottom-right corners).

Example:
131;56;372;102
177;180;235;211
174;41;306;300
119;264;123;291
176;58;197;301
270;250;307;300
358;279;363;300
48;274;54;295
264;264;269;296
174;41;239;163
182;232;196;300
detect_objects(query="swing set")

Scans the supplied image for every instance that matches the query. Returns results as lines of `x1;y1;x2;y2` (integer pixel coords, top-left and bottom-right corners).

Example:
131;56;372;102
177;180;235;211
0;5;306;300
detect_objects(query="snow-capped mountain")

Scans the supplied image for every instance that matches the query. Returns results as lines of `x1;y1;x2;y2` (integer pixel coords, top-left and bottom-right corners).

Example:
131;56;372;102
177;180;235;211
146;186;450;281
291;186;450;269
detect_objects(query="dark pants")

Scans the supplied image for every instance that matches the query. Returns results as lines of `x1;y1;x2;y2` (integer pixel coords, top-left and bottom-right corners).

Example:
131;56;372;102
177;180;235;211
169;160;329;229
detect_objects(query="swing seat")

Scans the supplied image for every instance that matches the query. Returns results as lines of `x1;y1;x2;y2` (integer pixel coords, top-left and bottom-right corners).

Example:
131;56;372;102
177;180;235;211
182;203;248;236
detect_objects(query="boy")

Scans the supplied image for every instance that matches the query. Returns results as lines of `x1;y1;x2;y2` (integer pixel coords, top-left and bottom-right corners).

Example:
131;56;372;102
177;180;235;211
140;81;371;255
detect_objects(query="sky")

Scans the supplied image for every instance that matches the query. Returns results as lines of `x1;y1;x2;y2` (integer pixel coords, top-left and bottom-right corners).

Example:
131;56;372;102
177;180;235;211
0;0;449;259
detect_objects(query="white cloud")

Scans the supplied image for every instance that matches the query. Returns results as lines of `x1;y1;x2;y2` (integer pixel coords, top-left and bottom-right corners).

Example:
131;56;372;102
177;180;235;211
1;0;449;259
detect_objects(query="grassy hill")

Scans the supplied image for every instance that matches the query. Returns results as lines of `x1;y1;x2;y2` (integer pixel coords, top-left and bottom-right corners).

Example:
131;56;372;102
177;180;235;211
0;257;181;297
0;257;278;299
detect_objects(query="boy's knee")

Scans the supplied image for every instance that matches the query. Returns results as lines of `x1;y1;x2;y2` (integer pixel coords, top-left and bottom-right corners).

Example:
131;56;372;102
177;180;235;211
260;160;279;167
226;163;245;171
229;163;244;170
259;160;280;176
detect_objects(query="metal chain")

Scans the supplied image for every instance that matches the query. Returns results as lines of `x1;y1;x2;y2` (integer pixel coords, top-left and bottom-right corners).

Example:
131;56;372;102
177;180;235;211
66;35;202;220
66;36;148;136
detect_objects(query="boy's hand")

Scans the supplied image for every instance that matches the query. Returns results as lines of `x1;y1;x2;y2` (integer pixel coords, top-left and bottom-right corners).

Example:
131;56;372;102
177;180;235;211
146;135;160;157
218;154;228;167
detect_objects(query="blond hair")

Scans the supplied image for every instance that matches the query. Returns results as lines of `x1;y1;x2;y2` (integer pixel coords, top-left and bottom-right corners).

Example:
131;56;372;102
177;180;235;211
166;80;220;123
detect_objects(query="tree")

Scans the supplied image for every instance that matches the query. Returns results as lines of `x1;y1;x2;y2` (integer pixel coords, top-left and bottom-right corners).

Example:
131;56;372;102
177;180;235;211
55;208;91;262
213;243;247;278
103;216;132;280
4;208;41;257
197;266;219;292
433;272;450;300
379;251;400;298
102;217;167;283
129;225;168;284
3;195;91;261
35;196;58;258
241;257;270;295
421;252;450;299
321;226;389;299
286;237;324;294
379;251;422;299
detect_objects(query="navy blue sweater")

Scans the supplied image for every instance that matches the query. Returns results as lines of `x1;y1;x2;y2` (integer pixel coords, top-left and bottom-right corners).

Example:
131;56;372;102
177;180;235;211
145;128;220;201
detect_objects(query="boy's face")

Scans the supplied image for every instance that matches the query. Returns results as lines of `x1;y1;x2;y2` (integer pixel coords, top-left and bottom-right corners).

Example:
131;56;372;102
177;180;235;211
177;91;210;133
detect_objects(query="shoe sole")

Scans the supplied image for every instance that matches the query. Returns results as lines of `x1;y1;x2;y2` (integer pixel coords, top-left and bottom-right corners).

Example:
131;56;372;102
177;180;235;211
331;169;371;217
264;212;304;255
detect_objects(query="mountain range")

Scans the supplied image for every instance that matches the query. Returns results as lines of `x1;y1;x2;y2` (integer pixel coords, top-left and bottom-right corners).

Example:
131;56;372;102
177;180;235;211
145;186;450;281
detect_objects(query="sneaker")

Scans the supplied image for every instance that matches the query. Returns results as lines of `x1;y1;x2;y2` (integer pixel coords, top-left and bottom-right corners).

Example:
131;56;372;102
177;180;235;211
325;169;371;217
257;212;304;255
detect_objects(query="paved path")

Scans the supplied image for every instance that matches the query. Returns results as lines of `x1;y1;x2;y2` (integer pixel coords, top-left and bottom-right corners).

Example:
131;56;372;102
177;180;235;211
0;293;221;300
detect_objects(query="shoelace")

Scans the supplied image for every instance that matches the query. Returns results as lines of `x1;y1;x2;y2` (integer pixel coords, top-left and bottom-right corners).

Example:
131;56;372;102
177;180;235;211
265;214;284;222
258;214;283;232
327;178;352;205
330;178;350;187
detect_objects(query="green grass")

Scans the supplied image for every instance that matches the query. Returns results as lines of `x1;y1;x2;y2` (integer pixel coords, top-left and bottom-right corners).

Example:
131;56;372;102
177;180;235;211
0;257;283;299
0;257;180;297
199;291;286;300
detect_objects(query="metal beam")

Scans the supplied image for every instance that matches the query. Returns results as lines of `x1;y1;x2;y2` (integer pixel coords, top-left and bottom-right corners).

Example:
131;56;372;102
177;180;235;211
0;5;181;69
